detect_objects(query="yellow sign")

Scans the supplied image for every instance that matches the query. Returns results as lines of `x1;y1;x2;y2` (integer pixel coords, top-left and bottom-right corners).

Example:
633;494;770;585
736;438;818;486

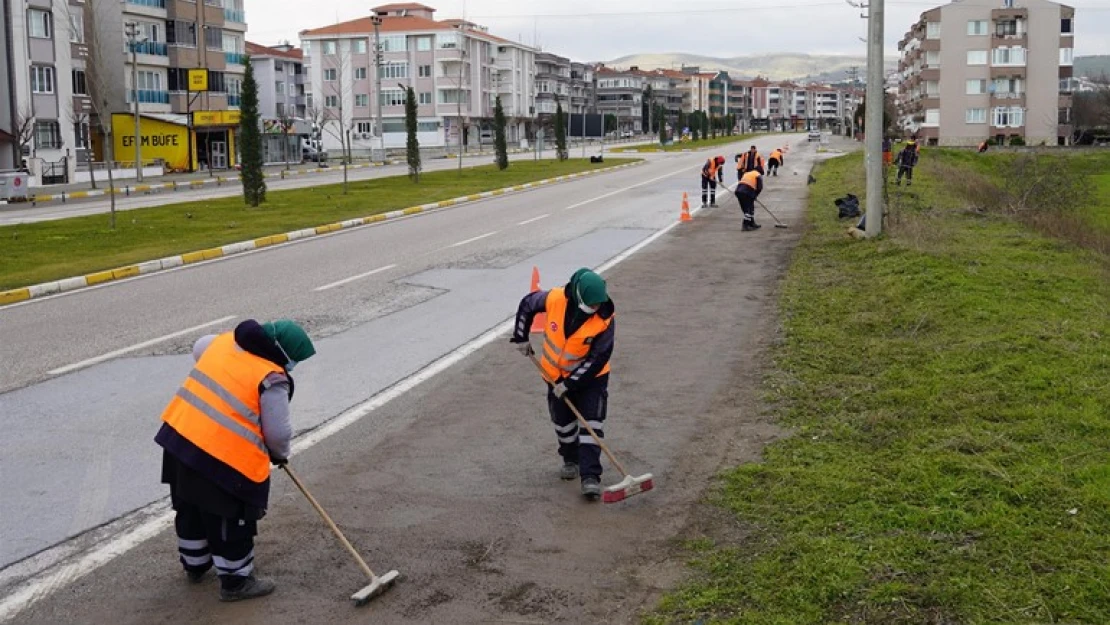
193;110;241;127
112;114;189;171
188;69;209;92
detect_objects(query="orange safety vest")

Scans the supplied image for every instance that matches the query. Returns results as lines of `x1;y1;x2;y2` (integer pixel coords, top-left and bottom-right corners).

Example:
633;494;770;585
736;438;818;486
739;170;761;190
737;152;763;171
540;287;612;383
161;332;282;483
702;158;719;179
770;149;783;161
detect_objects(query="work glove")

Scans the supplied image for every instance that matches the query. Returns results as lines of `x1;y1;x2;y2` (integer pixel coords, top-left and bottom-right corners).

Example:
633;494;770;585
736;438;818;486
552;382;567;399
515;342;534;357
270;455;288;468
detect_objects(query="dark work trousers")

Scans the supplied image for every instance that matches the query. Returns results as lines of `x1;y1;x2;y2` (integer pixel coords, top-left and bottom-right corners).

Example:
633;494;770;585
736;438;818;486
547;383;609;480
700;176;718;205
736;189;757;224
767;158;781;176
896;165;914;185
174;500;258;590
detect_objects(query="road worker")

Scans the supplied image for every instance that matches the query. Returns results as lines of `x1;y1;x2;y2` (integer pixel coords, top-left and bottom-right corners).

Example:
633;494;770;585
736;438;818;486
882;137;893;167
511;268;615;501
767;147;785;176
701;155;725;207
735;145;765;180
894;142;919;186
155;319;316;601
978;140;989;153
734;169;764;231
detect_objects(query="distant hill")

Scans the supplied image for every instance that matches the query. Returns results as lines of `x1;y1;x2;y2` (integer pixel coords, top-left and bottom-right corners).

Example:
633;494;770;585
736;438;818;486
605;52;898;82
1075;55;1110;79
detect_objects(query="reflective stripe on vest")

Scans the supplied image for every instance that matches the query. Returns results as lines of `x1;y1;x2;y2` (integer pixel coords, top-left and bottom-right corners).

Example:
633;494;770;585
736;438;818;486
740;171;761;190
540;288;612;383
161;332;282;483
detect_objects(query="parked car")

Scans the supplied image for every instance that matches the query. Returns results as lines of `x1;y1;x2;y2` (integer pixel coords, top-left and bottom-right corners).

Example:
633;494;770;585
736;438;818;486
620;130;634;139
301;138;328;163
808;130;822;142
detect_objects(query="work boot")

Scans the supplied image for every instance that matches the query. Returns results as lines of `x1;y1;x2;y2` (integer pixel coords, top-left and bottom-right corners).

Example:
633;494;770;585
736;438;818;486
219;576;276;602
581;477;601;501
186;567;211;584
710;202;719;208
742;221;761;232
560;461;579;481
700;202;707;209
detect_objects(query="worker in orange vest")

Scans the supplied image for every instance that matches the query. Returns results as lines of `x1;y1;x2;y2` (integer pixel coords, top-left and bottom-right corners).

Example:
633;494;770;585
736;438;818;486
735;145;765;180
156;319;316;602
735;170;764;231
510;268;615;501
767;148;784;177
701;155;725;208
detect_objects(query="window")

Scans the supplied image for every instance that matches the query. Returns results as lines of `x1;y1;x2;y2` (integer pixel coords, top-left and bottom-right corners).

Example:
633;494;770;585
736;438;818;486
926;21;941;39
992;78;1022;96
30;66;55;94
924;109;940;126
205;26;222;50
68;9;84;43
28;9;51;39
74;122;89;149
166;20;197;46
34;121;61;149
417;37;432;51
223;33;242;53
135;70;162;91
380;88;406;107
966;108;987;123
417;121;439;132
991;47;1025;66
355;39;367;54
992;107;1023;127
419;91;432;105
381;35;406;52
323;68;337;81
323;40;336;55
355;94;369;107
967;50;988;65
275;81;285;94
996;20;1017;36
437;33;459;49
140;21;161;43
926;80;939;96
967;20;988;35
325;95;338;108
1061;18;1073;34
303;40;312;56
926;50;941;67
355;67;367;80
966;79;986;94
418;64;432;78
72;69;88;95
1060;48;1074;66
381;63;407;79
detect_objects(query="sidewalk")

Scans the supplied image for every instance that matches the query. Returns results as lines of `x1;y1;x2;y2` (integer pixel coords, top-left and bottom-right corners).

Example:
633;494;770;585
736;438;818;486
5;143;818;624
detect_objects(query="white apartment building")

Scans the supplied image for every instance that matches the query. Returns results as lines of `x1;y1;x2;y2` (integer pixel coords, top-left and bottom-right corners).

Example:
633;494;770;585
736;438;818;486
897;0;1075;145
247;41;310;164
300;2;535;154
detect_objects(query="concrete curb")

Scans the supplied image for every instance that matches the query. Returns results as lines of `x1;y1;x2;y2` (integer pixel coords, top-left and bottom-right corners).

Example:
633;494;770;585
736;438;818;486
0;160;646;306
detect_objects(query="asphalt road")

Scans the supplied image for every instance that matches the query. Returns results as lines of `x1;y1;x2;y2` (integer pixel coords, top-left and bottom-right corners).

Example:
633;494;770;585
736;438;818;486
0;134;832;621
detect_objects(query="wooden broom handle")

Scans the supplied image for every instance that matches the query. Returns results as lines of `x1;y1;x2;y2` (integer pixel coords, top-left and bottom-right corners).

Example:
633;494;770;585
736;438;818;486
281;464;378;580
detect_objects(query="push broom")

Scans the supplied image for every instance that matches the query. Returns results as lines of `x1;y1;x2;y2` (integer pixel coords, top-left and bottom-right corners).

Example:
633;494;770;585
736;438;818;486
280;464;400;605
723;182;790;228
528;355;654;503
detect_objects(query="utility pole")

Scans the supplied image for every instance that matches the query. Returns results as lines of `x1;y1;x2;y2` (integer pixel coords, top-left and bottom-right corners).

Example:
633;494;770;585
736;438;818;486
457;42;468;173
124;22;146;182
864;0;884;237
371;16;383;161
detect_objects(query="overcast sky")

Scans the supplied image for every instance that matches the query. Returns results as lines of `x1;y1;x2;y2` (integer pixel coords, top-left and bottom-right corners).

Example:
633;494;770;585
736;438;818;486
244;0;1110;60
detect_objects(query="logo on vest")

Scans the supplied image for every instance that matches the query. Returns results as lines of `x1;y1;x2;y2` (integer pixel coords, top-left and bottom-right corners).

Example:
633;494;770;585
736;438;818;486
550;321;559;332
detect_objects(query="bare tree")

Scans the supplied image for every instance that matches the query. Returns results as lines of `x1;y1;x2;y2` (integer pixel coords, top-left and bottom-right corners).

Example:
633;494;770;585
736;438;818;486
320;30;354;193
80;0;120;227
14;106;35;163
277;110;296;171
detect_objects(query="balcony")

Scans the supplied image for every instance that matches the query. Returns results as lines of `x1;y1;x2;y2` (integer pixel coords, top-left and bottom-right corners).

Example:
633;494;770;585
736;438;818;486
126;0;165;7
991;33;1027;46
991;92;1025;106
1059;66;1073;79
224;8;245;23
990;66;1025;79
991;7;1028;20
225;52;247;66
131;40;167;56
919;68;940;82
227;95;241;107
126;89;170;104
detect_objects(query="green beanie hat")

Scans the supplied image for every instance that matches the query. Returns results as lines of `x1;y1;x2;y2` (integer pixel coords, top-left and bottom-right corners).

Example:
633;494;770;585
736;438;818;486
263;320;316;363
573;269;608;306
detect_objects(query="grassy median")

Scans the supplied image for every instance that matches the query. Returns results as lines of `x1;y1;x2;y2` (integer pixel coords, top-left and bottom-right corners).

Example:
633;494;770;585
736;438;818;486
648;150;1110;624
610;133;768;153
0;158;637;290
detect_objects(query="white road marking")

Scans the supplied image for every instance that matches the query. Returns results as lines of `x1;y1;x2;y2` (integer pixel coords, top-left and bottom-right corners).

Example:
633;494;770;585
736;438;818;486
448;230;499;248
0;177;697;620
46;315;237;376
313;263;398;292
563;166;689;211
517;213;550;226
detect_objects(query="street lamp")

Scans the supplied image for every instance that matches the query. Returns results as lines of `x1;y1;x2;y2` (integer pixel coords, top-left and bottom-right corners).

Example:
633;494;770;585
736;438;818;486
124;21;148;182
370;15;383;159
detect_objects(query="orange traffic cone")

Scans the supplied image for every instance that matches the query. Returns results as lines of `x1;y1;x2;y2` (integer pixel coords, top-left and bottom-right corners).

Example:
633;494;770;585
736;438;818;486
530;266;547;333
680;192;692;222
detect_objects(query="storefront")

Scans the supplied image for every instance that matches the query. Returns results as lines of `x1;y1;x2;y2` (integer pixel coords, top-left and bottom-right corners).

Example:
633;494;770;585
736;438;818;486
110;110;241;173
262;118;311;165
192;110;241;172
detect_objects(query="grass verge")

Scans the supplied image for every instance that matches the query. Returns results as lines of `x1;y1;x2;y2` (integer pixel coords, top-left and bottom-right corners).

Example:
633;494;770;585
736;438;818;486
610;133;769;153
0;158;636;290
647;151;1110;624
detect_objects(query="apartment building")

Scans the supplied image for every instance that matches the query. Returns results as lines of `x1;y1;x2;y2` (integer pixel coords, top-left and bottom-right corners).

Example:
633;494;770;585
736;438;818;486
569;61;595;115
595;65;645;134
535;51;570;119
0;0;15;170
897;0;1075;146
247;41;310;164
299;3;536;154
644;69;684;122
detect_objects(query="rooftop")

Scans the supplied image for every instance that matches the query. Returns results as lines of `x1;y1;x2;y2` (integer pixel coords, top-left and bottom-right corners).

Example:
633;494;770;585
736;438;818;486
246;41;303;60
